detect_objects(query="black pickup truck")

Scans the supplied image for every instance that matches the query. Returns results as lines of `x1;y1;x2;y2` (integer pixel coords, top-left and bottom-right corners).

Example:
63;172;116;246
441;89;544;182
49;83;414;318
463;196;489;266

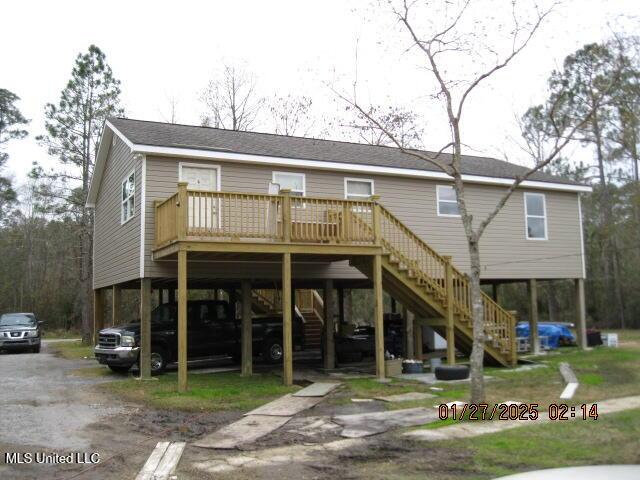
94;300;304;374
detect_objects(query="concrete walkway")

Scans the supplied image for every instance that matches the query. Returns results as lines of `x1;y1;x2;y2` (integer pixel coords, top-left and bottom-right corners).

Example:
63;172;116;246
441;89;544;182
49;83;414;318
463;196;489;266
404;395;640;441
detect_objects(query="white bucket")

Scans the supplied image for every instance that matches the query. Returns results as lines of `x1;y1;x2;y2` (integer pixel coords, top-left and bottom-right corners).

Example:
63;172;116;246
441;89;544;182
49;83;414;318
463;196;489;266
429;357;442;370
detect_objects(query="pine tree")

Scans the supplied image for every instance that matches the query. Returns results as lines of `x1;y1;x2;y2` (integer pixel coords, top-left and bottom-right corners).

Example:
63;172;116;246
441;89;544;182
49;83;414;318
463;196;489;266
0;89;29;219
37;45;124;343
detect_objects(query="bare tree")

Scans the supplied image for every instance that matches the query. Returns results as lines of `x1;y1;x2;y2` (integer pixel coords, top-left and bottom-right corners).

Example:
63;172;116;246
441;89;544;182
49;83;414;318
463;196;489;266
344;104;424;147
342;0;613;402
159;94;180;124
200;64;264;131
268;95;314;136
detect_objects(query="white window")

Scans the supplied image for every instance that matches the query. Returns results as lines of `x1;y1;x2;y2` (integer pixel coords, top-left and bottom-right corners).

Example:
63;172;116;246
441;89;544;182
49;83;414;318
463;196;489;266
272;172;305;196
437;185;460;217
121;170;135;224
344;178;374;200
524;193;548;240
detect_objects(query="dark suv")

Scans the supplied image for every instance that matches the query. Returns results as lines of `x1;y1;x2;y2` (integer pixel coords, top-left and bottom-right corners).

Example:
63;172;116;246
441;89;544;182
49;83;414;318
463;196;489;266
94;300;304;374
0;313;43;353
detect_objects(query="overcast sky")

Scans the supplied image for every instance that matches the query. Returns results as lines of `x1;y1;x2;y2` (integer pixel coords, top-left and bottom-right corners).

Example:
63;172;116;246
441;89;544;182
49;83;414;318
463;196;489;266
2;0;638;188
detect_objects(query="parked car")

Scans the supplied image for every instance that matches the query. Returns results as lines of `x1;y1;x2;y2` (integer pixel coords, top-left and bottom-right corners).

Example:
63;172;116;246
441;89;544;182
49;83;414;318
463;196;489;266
94;300;304;374
336;314;404;363
0;312;43;353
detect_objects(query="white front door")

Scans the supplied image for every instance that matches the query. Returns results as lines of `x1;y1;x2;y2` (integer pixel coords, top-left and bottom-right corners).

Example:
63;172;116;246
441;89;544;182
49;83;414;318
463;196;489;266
181;165;219;230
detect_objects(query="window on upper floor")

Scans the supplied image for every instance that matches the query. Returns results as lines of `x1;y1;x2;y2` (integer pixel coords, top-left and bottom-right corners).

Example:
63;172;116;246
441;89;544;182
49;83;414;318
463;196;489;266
524;192;548;240
437;185;460;217
272;172;305;196
345;178;374;200
121;170;135;224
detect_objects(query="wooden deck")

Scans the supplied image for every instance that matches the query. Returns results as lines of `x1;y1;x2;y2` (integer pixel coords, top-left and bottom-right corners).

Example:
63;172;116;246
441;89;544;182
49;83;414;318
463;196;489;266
152;183;518;377
153;183;381;259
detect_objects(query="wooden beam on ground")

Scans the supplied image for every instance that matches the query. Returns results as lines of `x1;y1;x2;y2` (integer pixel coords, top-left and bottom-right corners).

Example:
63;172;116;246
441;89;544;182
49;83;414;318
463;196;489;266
241;280;252;377
282;252;293;386
112;284;121;327
323;279;336;370
574;278;587;349
178;249;188;392
140;278;152;379
373;254;385;380
93;289;104;345
528;279;540;354
444;256;455;365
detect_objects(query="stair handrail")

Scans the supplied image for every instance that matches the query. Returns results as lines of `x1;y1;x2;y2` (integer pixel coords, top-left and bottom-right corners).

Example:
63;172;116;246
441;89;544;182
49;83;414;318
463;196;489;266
373;203;516;362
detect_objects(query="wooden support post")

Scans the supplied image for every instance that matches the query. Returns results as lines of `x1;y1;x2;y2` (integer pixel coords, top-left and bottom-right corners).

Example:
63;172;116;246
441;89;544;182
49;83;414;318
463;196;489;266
444;256;456;365
177;181;188;240
390;297;397;314
508;310;519;367
112;284;121;327
574;278;587;349
140;278;152;379
528;279;540;354
337;287;345;325
402;306;414;359
414;321;423;361
371;195;381;245
281;189;292;243
282;253;293;386
373;254;385;380
323;279;336;370
178;250;188;392
93;289;104;345
168;289;175;304
241;280;253;376
492;283;500;303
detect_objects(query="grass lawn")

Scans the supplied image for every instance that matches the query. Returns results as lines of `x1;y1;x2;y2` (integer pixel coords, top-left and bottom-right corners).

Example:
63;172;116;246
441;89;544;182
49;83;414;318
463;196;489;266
50;340;95;360
43;328;81;339
98;371;300;412
353;408;640;480
447;408;640;478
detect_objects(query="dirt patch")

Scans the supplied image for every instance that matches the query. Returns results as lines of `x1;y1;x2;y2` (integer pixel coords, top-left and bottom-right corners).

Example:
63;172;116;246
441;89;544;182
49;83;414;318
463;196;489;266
122;407;244;442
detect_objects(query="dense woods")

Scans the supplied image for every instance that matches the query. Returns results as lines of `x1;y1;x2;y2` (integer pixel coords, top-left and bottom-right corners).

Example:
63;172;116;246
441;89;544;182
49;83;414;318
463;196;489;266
0;34;638;338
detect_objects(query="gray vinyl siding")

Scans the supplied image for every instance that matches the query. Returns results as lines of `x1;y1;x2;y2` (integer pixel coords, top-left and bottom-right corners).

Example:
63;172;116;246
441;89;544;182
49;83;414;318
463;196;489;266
93;137;142;288
142;156;584;281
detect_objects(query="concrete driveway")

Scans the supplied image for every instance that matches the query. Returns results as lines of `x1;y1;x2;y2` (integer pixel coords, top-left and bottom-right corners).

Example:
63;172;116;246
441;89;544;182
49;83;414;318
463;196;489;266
0;341;149;480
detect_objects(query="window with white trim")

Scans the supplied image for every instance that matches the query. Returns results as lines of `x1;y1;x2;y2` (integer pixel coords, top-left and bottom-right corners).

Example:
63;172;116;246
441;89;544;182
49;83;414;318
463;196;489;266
524;192;547;240
121;171;135;223
272;172;305;196
345;178;374;200
437;185;460;217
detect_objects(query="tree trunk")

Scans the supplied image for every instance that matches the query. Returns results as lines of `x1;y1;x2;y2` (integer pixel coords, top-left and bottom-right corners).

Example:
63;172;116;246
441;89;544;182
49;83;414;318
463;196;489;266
468;239;485;403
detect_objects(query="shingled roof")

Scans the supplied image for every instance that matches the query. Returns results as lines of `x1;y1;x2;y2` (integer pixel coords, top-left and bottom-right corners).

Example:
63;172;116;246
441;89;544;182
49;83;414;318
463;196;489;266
108;117;582;187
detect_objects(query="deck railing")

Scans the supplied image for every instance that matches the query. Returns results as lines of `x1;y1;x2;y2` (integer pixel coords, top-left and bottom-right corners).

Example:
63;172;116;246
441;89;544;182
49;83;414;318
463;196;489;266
154;183;376;247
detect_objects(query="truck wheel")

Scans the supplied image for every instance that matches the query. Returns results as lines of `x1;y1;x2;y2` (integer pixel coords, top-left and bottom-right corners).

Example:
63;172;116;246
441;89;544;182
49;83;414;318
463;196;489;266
108;365;131;374
32;345;41;354
262;338;284;364
150;346;168;375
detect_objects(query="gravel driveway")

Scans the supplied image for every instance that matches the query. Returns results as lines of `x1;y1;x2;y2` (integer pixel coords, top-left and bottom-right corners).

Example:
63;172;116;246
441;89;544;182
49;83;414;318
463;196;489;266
0;341;149;480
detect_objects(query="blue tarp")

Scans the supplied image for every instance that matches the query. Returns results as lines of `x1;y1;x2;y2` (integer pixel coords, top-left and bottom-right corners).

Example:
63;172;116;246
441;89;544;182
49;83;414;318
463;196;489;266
516;322;575;348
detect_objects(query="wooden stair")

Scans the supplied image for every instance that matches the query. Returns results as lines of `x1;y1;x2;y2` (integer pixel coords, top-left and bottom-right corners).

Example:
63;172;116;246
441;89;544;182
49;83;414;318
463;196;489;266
350;204;517;367
251;288;324;350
